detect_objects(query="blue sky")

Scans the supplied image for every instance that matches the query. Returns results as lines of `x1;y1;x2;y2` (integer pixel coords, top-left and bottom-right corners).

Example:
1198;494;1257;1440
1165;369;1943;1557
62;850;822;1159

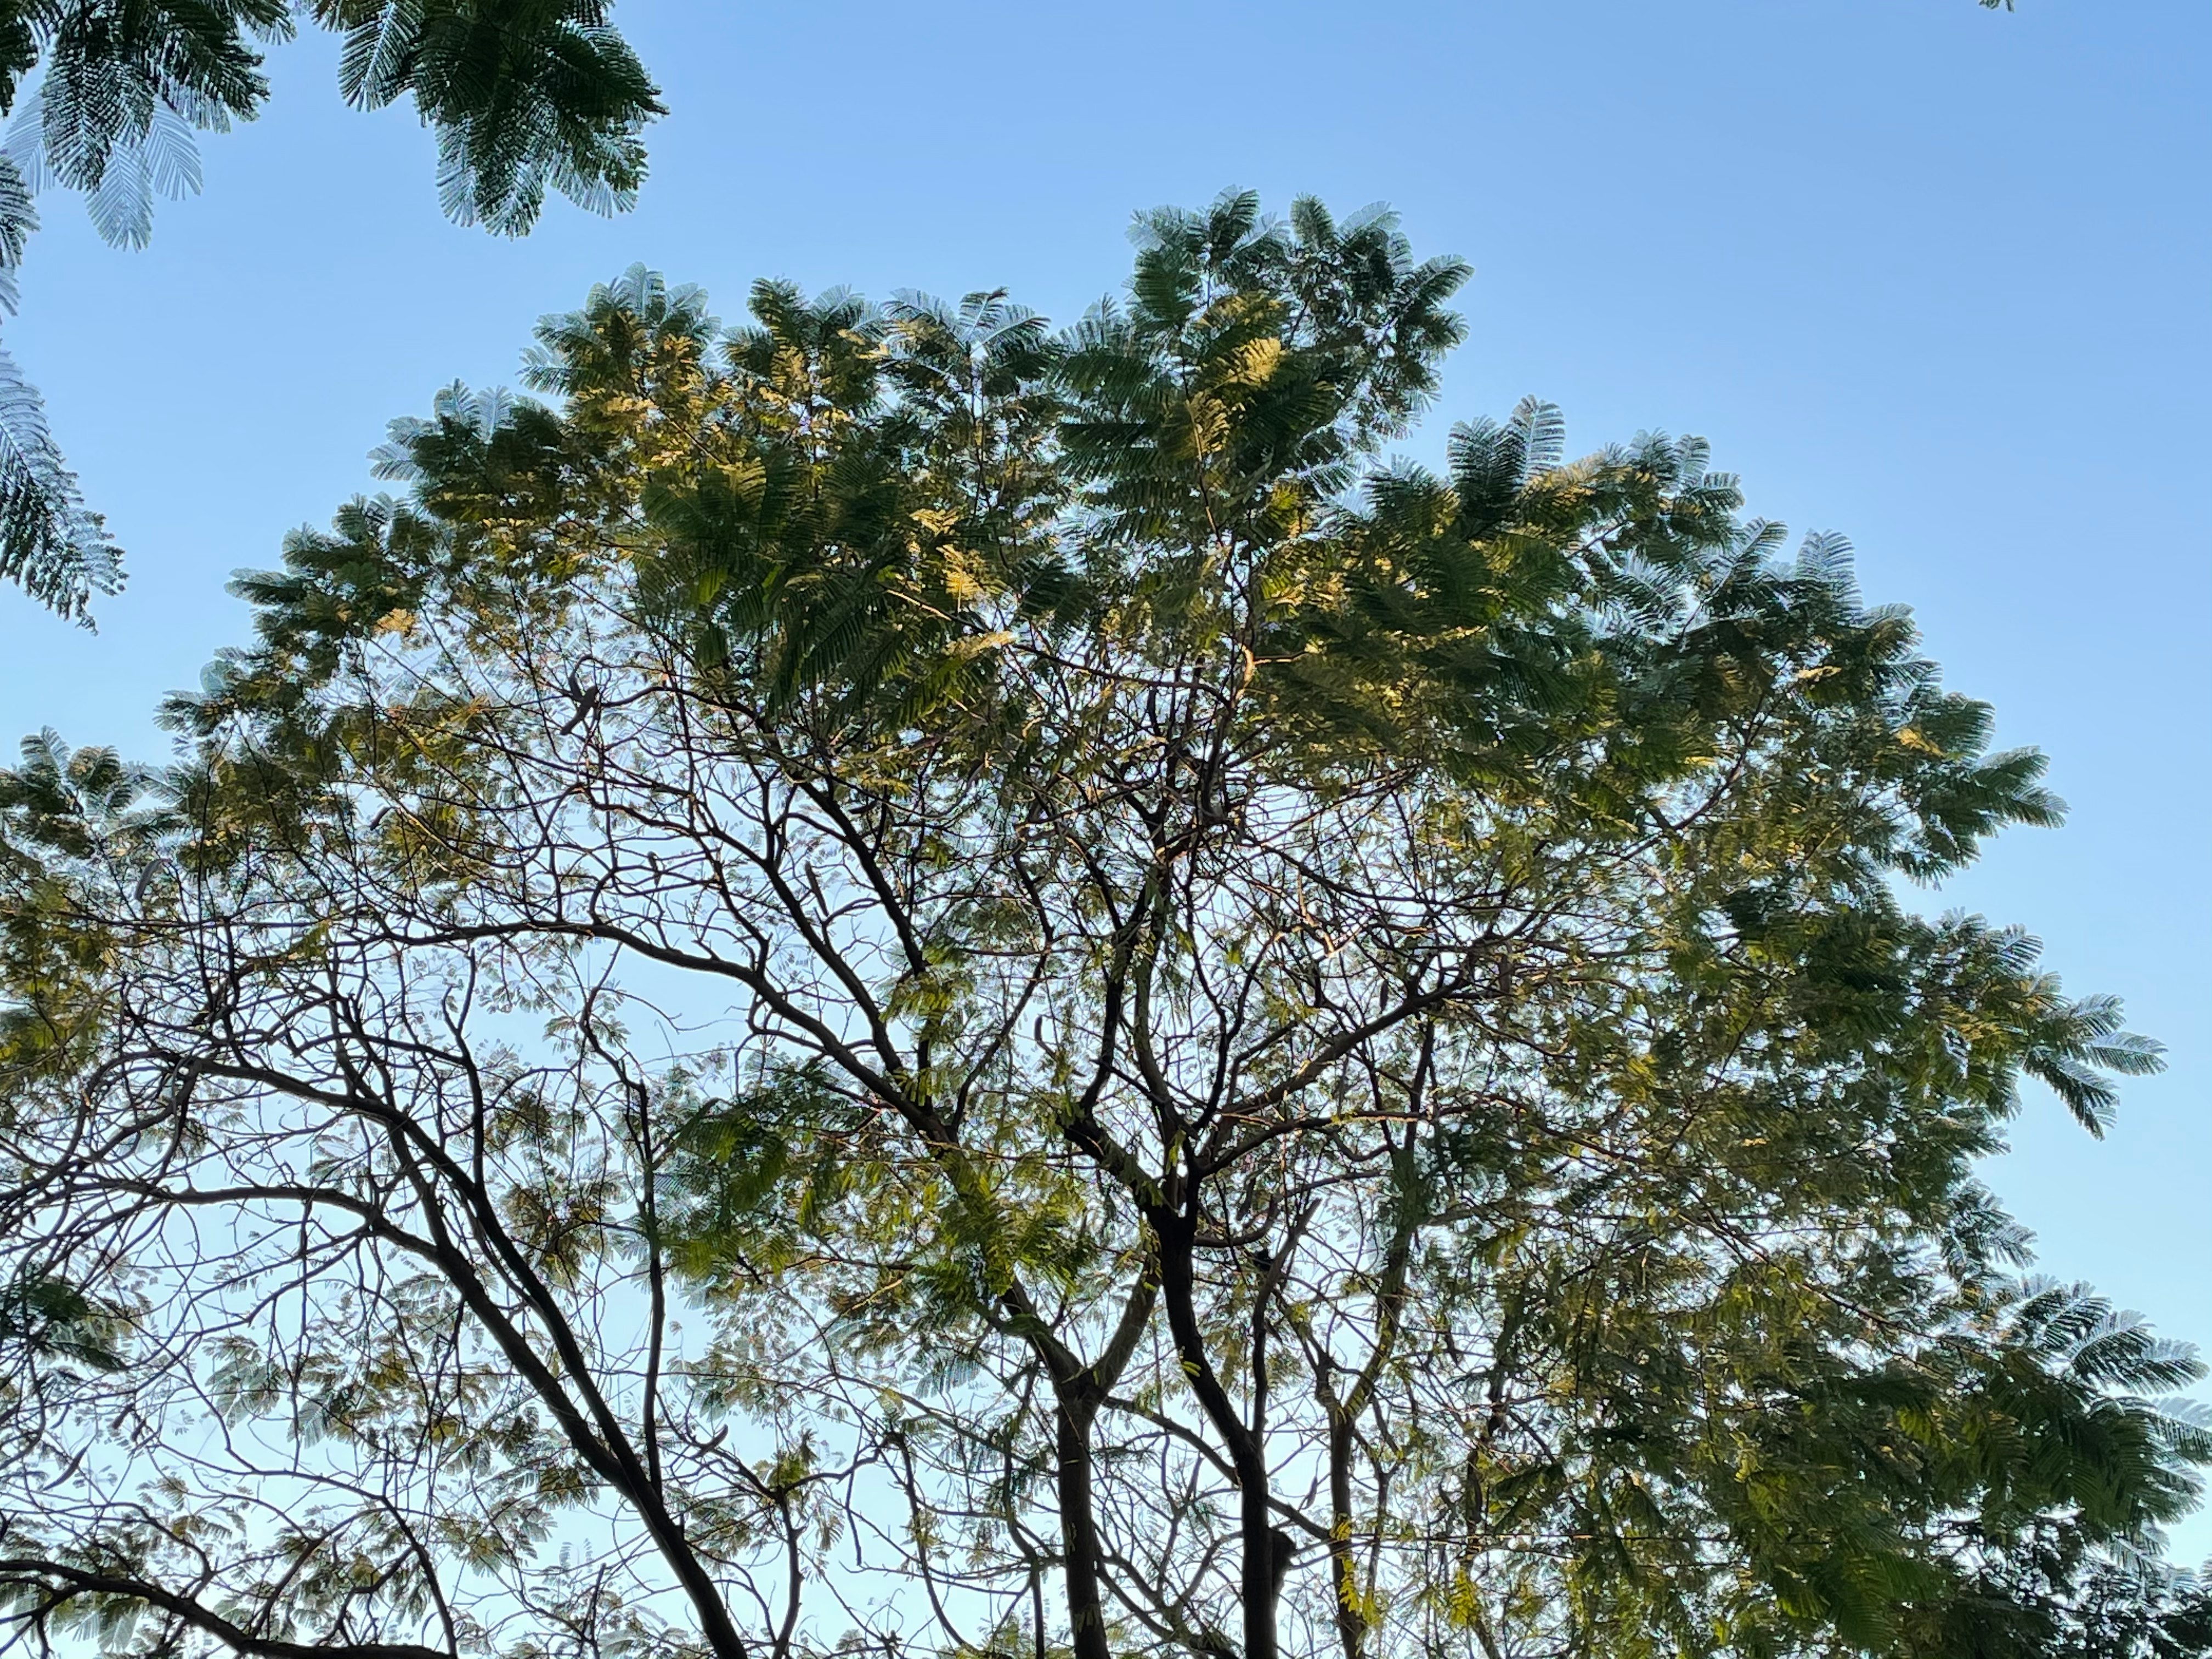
2;0;2206;1545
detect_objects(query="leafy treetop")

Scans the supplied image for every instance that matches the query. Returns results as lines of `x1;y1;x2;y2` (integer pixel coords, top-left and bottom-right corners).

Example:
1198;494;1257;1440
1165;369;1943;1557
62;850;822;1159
0;192;2201;1659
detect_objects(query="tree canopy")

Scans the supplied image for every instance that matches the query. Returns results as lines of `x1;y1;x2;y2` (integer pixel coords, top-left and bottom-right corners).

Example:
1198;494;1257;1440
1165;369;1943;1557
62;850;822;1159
0;0;2028;627
1;193;2202;1659
0;0;658;622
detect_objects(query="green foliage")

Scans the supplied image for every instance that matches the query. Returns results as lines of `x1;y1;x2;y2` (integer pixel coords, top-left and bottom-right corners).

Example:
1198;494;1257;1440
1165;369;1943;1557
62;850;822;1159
0;0;658;245
0;194;2199;1659
0;1268;127;1370
0;0;657;622
0;157;115;622
308;0;658;232
0;331;115;621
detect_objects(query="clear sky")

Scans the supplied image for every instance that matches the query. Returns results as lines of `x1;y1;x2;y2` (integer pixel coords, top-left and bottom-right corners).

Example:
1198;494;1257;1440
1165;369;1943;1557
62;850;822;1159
1;0;2206;1548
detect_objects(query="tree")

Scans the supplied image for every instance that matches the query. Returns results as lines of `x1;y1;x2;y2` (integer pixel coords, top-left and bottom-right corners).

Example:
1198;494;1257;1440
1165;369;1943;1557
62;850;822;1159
0;194;2203;1659
0;0;659;622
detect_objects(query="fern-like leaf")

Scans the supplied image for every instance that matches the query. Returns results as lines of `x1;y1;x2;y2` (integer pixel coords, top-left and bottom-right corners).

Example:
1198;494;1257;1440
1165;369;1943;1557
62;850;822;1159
0;342;120;622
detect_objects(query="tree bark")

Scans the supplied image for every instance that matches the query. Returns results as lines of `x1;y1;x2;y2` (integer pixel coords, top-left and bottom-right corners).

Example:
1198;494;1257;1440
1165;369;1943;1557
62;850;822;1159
1054;1385;1113;1659
1325;1403;1363;1659
1152;1209;1278;1659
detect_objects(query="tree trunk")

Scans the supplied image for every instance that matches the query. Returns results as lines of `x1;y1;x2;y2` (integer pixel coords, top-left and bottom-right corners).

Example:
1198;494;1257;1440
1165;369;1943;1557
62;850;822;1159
1153;1209;1278;1659
1326;1404;1364;1659
1056;1385;1113;1659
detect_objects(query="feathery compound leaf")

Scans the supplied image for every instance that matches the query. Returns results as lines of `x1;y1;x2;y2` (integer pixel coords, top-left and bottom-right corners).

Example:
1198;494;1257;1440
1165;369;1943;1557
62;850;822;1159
0;154;33;315
1512;393;1566;473
0;1270;129;1372
356;0;661;234
1794;529;1861;610
0;340;119;622
0;154;112;618
327;0;427;109
77;104;205;251
1;94;53;194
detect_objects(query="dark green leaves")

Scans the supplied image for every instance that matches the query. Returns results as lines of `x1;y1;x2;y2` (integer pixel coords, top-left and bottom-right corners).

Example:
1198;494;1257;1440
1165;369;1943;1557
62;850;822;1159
0;1269;127;1371
2;0;284;249
0;337;116;622
1063;190;1469;558
0;0;658;246
0;0;656;620
312;0;662;233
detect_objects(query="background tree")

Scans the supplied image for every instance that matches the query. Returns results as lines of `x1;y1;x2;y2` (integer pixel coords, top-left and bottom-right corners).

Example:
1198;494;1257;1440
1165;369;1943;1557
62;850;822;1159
1;195;2203;1659
0;0;658;623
